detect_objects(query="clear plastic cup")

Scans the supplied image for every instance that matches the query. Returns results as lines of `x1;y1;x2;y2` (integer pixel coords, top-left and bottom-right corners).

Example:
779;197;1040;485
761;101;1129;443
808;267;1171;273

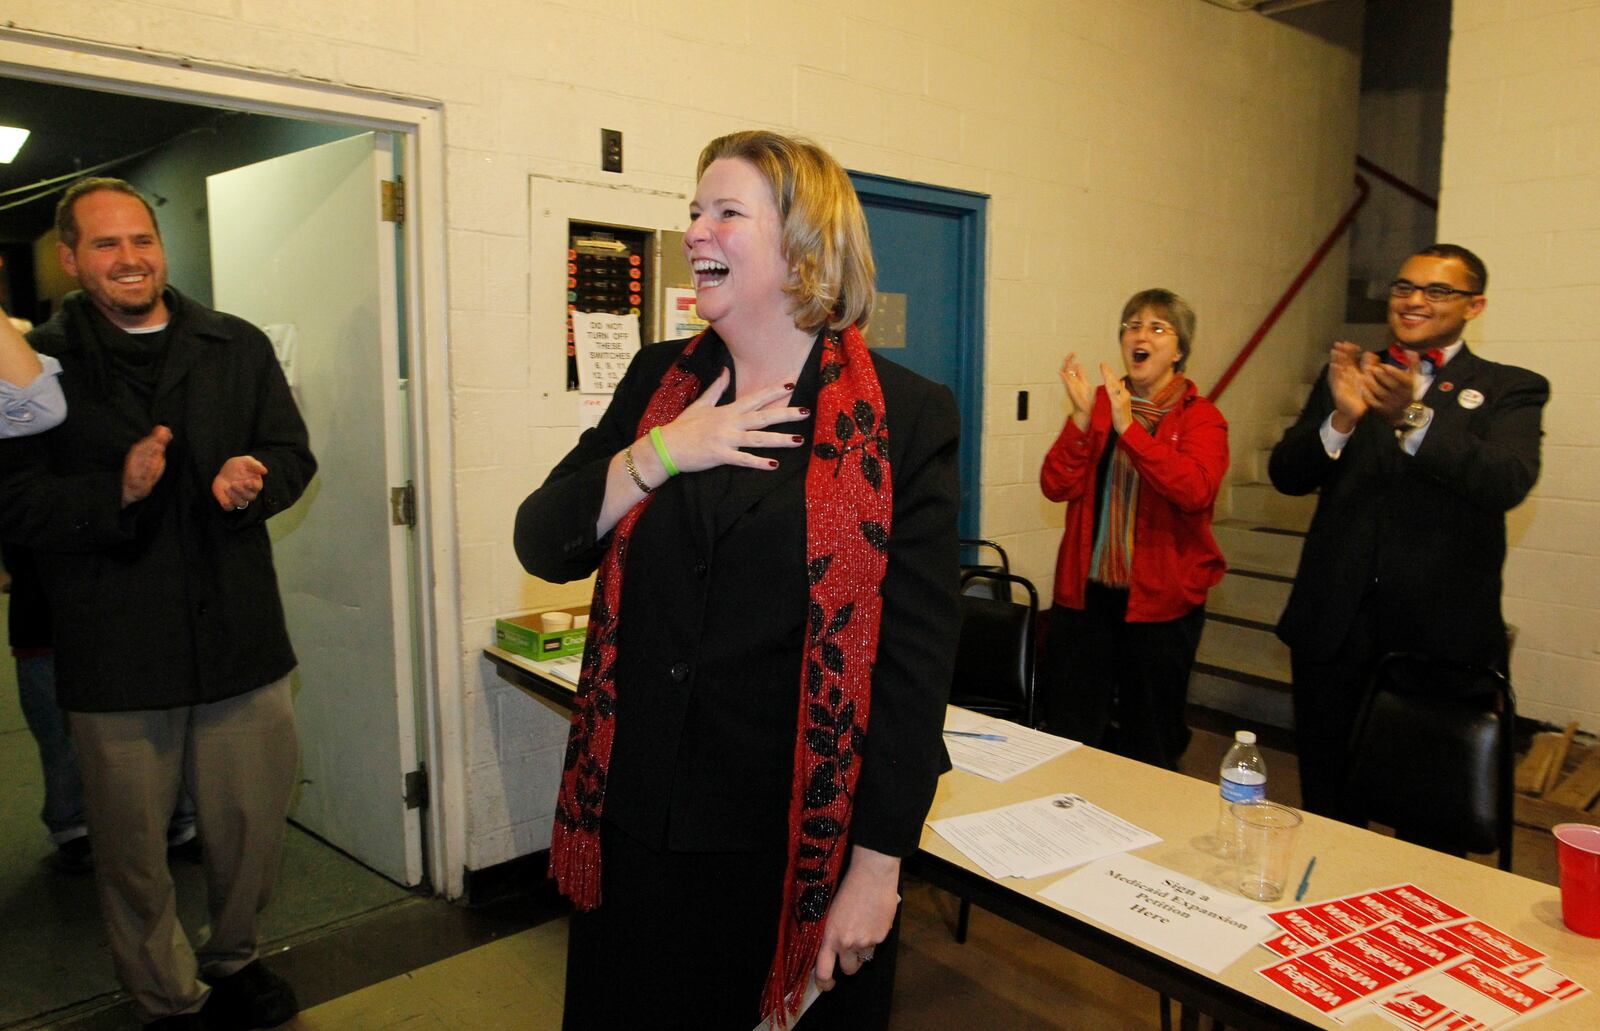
1232;801;1302;902
1553;823;1600;937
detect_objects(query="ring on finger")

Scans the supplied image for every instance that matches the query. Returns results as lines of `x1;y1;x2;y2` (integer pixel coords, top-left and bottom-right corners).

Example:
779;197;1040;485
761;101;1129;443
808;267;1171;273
856;949;874;963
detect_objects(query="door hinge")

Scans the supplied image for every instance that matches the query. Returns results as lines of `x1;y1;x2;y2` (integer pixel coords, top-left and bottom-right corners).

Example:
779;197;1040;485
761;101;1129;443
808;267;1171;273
381;178;405;224
404;765;429;810
390;482;416;527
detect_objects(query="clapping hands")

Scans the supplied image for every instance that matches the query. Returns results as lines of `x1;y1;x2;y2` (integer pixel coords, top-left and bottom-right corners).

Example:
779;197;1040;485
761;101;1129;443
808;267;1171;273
1060;353;1094;430
1059;354;1134;434
213;455;268;510
1327;342;1419;432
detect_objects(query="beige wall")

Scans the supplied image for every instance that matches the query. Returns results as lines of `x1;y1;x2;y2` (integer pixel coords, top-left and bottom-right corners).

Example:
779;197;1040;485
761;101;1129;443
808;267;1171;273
1440;1;1600;728
2;0;1360;870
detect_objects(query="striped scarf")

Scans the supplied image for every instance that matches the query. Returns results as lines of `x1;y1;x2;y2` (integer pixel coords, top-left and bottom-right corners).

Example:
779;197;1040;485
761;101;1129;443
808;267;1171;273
1088;375;1188;587
549;326;893;1028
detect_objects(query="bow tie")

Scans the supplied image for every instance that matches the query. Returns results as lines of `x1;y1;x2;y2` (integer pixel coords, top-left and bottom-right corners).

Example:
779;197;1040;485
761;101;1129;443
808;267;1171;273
1387;344;1447;373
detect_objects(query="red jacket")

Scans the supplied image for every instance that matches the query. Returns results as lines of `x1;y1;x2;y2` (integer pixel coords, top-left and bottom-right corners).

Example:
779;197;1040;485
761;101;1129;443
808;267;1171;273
1040;380;1228;622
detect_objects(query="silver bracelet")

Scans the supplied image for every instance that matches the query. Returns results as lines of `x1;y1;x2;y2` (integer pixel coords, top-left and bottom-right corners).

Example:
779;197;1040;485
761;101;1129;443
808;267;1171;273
623;445;652;494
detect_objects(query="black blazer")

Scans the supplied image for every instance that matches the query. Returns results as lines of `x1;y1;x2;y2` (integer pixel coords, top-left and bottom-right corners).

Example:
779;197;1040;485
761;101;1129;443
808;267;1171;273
1270;344;1547;668
516;332;961;856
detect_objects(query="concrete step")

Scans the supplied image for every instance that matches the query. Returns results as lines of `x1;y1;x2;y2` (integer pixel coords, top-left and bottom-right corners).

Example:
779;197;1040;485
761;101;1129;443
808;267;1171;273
1197;615;1291;684
1209;568;1292;626
1227;483;1315;532
1250;446;1273;483
1211;519;1304;578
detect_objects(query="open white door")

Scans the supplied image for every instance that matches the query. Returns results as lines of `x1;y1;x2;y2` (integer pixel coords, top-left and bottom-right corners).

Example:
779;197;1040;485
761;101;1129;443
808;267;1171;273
207;132;422;886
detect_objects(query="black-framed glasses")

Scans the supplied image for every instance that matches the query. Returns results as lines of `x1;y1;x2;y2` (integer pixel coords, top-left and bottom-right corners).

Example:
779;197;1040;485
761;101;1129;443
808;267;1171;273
1389;279;1481;301
1120;320;1177;337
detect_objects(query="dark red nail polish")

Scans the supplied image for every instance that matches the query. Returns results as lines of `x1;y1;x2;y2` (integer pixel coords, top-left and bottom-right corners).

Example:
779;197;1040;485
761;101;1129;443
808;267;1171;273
799;407;811;416
783;382;795;391
768;459;779;468
792;435;804;443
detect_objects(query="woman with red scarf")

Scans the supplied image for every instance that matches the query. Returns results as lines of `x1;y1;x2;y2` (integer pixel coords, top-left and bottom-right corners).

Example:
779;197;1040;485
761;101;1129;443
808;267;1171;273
1039;289;1228;771
515;131;960;1029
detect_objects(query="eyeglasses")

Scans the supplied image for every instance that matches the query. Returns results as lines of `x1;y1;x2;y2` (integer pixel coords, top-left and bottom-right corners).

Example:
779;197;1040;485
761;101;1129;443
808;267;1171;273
1120;320;1177;337
1388;279;1481;301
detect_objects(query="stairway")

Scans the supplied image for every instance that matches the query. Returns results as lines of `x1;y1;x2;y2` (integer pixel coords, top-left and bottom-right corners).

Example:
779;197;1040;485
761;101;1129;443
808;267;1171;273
1191;436;1309;731
1190;319;1389;733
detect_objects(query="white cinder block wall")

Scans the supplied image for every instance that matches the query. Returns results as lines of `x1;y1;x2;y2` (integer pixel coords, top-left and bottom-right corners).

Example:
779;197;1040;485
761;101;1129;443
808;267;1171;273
1439;1;1600;729
3;0;1360;874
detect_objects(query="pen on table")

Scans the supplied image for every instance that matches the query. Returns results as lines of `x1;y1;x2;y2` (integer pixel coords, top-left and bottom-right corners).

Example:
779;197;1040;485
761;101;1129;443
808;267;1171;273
943;730;1008;742
1294;856;1317;902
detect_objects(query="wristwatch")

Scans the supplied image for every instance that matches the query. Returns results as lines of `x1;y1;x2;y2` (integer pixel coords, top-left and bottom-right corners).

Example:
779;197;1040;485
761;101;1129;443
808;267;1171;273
1399;401;1433;432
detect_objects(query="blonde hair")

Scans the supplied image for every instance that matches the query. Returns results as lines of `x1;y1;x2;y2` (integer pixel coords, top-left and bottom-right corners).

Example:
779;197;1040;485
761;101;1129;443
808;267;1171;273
696;131;876;333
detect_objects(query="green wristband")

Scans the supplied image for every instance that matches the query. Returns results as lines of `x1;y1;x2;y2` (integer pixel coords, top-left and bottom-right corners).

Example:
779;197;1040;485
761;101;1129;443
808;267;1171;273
649;425;679;478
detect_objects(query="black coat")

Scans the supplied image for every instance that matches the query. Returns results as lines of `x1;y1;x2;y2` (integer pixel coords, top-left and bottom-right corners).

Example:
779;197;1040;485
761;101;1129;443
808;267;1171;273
515;332;961;857
0;289;315;711
1270;344;1548;669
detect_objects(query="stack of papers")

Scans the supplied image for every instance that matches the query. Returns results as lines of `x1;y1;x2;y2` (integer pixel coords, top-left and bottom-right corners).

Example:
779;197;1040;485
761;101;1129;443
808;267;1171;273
532;653;581;686
1255;884;1588;1028
928;793;1159;880
942;707;1078;781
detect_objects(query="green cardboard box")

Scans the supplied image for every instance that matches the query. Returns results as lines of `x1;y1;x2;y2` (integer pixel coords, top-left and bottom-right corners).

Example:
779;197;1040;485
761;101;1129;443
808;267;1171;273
495;606;589;660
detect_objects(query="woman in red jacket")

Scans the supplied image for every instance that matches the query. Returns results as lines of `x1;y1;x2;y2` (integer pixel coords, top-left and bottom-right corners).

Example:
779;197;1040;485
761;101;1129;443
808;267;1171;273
1039;289;1228;769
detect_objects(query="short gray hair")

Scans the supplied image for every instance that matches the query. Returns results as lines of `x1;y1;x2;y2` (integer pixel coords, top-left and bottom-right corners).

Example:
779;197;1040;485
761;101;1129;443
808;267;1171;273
1120;288;1196;372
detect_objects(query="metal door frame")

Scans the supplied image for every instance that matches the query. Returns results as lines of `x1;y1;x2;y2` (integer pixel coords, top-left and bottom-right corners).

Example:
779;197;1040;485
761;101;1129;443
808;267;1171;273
848;171;987;537
0;32;466;897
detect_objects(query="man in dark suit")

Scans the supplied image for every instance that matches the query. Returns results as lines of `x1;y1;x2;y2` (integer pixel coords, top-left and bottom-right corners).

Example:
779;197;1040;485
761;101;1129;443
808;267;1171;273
0;179;314;1030
1269;243;1547;821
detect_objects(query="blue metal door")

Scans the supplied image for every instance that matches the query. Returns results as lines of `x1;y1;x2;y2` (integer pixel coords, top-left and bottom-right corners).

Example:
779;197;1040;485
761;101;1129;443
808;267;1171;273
848;172;986;537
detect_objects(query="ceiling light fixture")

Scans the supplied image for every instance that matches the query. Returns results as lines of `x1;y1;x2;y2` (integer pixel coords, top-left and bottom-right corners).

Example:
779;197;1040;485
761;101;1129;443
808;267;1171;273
0;126;29;163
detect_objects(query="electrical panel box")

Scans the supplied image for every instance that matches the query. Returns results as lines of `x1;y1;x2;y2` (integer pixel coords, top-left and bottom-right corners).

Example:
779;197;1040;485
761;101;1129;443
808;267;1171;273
567;222;654;389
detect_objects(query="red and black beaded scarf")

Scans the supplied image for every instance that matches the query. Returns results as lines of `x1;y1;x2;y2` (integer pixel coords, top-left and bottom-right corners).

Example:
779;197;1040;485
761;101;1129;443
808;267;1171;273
550;325;892;1027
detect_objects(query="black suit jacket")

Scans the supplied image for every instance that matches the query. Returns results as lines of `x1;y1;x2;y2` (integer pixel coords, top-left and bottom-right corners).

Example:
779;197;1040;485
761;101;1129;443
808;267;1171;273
1270;344;1547;668
515;332;961;856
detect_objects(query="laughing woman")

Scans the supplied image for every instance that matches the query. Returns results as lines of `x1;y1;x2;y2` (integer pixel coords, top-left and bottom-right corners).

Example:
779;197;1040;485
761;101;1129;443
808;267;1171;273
515;131;960;1030
1039;289;1228;770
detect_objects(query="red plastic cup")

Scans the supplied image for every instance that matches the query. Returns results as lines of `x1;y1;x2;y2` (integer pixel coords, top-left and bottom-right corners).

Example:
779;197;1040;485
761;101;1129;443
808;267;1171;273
1553;823;1600;936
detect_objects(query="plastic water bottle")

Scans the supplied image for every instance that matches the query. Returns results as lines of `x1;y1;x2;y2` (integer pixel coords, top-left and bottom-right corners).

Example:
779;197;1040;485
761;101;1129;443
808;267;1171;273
1217;730;1266;856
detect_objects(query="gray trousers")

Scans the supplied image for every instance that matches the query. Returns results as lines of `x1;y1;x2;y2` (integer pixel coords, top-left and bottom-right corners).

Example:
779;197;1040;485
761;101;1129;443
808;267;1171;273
72;678;298;1022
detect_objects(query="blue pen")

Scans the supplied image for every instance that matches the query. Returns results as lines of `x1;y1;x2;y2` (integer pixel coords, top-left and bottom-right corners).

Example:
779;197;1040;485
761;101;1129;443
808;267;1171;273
944;730;1008;742
1294;856;1317;902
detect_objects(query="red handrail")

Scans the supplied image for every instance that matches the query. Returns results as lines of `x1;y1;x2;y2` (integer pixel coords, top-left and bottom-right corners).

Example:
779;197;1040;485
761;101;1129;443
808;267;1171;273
1355;155;1438;210
1208;174;1370;403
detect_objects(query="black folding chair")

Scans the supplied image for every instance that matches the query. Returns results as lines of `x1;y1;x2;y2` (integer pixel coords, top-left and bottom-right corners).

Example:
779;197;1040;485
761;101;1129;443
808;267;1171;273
946;570;1039;943
958;538;1010;600
948;570;1039;729
1343;651;1516;869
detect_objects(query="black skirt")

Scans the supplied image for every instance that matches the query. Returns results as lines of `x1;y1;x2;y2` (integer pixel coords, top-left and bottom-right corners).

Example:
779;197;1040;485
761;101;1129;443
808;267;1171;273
562;820;899;1030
